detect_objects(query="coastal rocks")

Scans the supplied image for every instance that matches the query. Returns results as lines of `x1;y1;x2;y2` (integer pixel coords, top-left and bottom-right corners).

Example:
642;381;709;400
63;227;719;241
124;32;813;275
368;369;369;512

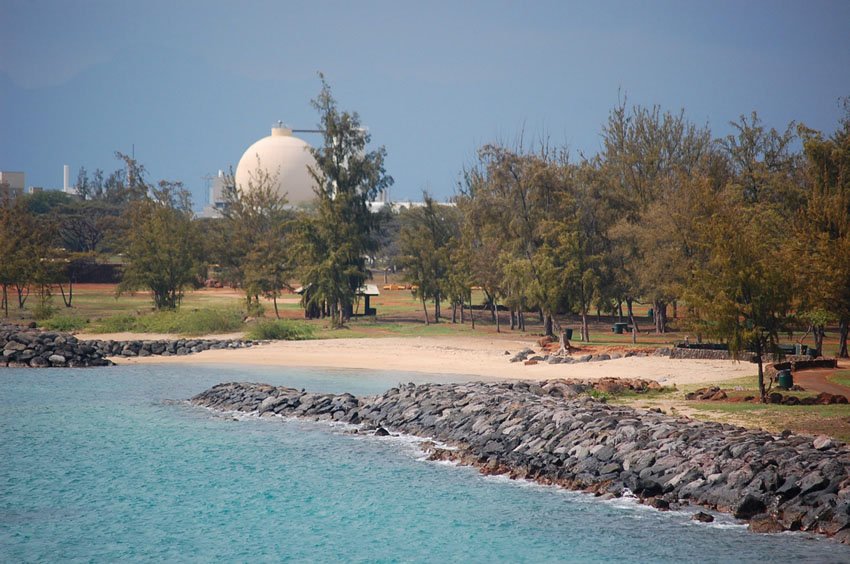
692;511;714;523
190;379;850;544
670;348;754;361
0;322;262;368
86;338;260;359
1;324;112;368
510;346;656;366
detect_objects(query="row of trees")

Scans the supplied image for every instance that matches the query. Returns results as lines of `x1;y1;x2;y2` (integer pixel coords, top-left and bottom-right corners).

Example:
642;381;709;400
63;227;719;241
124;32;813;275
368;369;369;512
396;99;850;400
3;82;847;393
1;77;391;326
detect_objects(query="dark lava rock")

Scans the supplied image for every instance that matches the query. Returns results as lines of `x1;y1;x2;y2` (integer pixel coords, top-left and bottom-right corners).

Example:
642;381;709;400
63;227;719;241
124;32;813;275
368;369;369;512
188;379;850;545
692;511;714;523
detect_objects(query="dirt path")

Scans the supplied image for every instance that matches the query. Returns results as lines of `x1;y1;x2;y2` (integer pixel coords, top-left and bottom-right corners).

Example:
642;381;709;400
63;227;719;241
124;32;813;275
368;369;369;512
793;365;850;396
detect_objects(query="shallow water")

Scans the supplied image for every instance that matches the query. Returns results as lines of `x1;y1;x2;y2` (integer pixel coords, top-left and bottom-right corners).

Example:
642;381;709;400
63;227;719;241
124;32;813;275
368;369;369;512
1;364;848;562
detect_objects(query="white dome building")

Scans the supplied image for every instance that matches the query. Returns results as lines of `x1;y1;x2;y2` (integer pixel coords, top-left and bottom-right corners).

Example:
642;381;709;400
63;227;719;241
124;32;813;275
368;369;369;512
235;123;319;205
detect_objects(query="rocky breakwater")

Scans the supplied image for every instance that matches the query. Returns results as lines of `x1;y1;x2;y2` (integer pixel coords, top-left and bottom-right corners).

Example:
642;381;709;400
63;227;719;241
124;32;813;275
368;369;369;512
192;379;850;544
1;323;262;368
87;337;259;358
1;325;112;367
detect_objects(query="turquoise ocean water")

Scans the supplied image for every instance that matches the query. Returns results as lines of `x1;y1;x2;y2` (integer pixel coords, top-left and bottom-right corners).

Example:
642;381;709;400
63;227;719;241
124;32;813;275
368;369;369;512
2;364;848;563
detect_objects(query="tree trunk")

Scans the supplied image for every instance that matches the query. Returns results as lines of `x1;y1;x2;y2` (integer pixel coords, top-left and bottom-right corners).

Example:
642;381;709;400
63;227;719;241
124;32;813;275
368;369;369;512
581;308;589;342
839;318;849;359
626;297;640;333
434;293;441;323
557;329;570;355
596;305;601;322
460;299;465;324
672;300;678;319
510;309;516;330
493;299;500;333
422;296;430;325
273;295;280;319
756;339;766;403
543;312;554;338
814;324;825;358
470;298;475;329
654;300;667;334
58;281;73;308
16;284;28;308
1;284;7;317
520;310;525;331
451;302;457;324
617;300;623;322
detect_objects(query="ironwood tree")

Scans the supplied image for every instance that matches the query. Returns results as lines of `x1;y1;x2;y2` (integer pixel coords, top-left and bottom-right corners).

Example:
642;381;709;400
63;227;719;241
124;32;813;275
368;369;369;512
119;181;202;310
298;74;393;326
398;194;460;324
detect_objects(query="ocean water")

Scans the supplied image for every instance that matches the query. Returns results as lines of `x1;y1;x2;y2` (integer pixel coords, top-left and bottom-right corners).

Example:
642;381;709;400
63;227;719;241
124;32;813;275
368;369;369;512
1;364;848;563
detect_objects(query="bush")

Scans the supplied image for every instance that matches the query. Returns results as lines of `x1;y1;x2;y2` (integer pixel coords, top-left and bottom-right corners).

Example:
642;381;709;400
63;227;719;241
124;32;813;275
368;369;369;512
32;301;58;321
94;314;138;333
93;308;245;336
41;314;89;332
246;319;315;341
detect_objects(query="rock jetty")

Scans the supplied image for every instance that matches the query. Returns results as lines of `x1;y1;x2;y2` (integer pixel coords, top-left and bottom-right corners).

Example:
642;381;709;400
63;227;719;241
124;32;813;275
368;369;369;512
1;323;259;368
2;324;112;367
192;380;850;544
86;337;258;358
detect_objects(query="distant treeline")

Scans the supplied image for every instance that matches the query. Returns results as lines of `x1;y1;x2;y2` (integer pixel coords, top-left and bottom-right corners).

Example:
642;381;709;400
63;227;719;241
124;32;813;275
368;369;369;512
2;92;848;376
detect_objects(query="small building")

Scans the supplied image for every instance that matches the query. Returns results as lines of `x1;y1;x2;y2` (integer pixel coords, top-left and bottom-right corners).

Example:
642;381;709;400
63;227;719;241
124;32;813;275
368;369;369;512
296;284;380;318
0;171;25;200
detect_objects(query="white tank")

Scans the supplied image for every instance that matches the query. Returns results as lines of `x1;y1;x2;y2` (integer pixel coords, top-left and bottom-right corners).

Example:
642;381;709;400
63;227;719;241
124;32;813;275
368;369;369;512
235;125;319;205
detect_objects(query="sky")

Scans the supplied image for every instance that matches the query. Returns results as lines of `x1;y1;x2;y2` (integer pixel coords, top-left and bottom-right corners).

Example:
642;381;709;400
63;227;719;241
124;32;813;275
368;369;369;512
2;0;849;208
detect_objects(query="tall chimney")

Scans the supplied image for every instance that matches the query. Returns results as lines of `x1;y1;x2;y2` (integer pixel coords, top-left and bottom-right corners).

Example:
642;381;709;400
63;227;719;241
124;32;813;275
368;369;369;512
63;165;70;193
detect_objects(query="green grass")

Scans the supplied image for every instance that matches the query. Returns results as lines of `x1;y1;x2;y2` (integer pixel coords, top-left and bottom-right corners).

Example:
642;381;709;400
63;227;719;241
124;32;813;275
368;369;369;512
40;314;90;332
829;370;850;389
688;401;850;441
92;308;245;336
246;319;315;341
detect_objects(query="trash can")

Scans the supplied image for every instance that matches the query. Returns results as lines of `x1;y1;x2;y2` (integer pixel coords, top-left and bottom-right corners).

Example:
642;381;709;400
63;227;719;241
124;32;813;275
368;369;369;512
777;369;793;390
794;343;807;356
612;322;629;334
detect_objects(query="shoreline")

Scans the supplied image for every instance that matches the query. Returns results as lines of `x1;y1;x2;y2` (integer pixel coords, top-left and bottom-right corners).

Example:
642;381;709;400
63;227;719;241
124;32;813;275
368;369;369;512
191;380;850;545
110;335;758;387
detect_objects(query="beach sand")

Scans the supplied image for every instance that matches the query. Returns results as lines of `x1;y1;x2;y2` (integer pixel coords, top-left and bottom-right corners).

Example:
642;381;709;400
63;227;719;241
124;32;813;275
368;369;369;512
109;335;757;386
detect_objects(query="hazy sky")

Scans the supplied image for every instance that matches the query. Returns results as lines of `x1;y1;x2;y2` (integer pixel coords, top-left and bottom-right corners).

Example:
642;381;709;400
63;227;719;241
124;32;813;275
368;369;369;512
2;0;849;207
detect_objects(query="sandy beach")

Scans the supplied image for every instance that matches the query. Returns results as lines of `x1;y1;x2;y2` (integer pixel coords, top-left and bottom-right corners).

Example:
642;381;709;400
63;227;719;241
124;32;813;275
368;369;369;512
109;335;758;387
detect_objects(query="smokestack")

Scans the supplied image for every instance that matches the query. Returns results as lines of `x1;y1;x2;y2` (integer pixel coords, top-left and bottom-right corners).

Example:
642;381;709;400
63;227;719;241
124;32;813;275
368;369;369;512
63;165;70;193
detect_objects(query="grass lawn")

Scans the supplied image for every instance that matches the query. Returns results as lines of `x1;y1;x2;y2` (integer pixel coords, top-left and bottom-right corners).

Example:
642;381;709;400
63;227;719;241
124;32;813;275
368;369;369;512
829;369;850;388
3;283;849;357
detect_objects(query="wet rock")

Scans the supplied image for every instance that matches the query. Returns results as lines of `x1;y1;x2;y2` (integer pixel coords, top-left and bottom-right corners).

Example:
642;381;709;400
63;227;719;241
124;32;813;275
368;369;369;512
749;513;784;533
692;511;714;523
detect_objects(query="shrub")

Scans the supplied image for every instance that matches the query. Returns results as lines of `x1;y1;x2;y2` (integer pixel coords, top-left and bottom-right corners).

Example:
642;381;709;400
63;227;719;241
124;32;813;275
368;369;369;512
246;319;315;341
93;314;138;333
41;314;89;332
32;301;57;321
92;308;244;336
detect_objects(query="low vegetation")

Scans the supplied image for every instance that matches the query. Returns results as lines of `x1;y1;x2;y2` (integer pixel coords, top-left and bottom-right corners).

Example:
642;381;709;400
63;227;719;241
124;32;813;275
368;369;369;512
40;314;89;332
93;308;244;336
246;319;315;341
